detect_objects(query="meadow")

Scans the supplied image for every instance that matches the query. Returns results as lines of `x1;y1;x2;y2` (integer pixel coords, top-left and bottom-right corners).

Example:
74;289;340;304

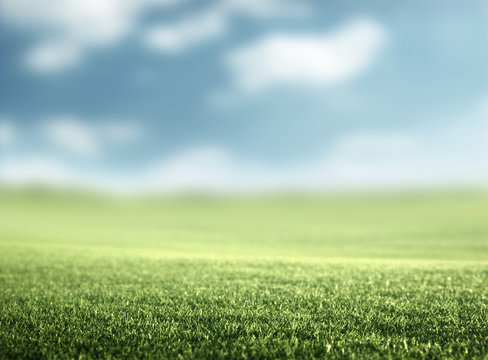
0;190;487;359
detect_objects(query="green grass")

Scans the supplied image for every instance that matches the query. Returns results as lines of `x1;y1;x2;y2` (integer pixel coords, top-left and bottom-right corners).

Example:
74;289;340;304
1;191;487;359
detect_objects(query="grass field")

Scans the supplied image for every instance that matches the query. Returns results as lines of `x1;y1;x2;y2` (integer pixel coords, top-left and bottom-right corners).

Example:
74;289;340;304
1;190;487;359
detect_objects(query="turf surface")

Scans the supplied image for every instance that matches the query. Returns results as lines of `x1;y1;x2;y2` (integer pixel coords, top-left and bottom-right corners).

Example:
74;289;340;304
1;191;487;359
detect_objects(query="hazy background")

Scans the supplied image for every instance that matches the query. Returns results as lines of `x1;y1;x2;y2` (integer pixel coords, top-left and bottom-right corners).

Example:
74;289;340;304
1;0;487;194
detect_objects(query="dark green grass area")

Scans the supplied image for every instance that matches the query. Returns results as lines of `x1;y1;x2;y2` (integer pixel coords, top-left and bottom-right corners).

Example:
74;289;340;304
1;191;488;359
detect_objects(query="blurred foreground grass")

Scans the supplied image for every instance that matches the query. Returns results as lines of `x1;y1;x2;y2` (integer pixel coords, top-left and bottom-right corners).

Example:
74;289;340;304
0;190;487;359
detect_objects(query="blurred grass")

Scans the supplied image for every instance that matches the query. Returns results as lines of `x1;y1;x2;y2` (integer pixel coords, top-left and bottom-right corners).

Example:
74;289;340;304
0;190;487;358
1;190;488;260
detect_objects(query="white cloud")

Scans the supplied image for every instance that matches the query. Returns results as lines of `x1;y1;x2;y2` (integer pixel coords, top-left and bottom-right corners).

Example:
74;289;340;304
138;136;432;193
315;133;433;189
24;41;83;73
42;117;143;157
3;97;488;193
138;127;488;193
2;127;487;194
0;121;15;146
143;0;311;54
0;155;124;192
0;156;74;187
1;0;179;72
43;118;100;157
144;11;227;53
219;0;310;18
146;146;237;191
330;133;419;161
225;19;388;93
5;0;309;71
102;122;144;144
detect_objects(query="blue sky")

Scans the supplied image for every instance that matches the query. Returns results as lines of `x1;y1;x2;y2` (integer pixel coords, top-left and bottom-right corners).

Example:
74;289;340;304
0;0;487;193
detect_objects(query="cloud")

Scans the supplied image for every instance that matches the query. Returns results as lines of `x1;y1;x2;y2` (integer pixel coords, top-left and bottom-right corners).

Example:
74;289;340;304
315;133;432;189
43;118;100;157
23;41;83;73
3;96;488;193
42;117;143;157
102;122;144;144
4;0;310;70
2;129;486;194
143;0;311;54
0;155;123;191
1;0;179;72
138;136;434;193
225;19;388;93
330;133;419;161
144;11;227;54
135;125;488;193
146;146;236;191
0;156;74;187
219;0;310;18
0;120;15;147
